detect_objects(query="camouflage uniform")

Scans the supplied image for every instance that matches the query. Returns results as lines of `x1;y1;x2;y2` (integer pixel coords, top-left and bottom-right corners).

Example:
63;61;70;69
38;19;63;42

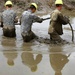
21;9;43;42
48;9;69;42
1;9;17;37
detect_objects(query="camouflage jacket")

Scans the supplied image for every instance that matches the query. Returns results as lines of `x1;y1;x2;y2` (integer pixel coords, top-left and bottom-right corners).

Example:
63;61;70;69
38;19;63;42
1;8;16;29
21;9;42;34
48;9;69;35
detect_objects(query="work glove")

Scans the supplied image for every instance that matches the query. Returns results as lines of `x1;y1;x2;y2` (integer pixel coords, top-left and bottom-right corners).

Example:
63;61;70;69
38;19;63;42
39;18;43;23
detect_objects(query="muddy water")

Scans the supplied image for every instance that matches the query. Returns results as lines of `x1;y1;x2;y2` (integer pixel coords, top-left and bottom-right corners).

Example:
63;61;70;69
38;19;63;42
0;15;75;75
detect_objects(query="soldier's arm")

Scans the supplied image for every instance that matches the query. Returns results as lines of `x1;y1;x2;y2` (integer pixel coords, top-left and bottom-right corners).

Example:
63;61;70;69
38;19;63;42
31;14;43;23
0;15;3;27
14;16;18;23
14;13;18;23
19;17;21;25
58;13;69;25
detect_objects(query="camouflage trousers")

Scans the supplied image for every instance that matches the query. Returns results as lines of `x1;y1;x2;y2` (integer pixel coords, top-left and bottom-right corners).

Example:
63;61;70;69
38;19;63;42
49;31;63;42
21;31;37;42
3;28;16;37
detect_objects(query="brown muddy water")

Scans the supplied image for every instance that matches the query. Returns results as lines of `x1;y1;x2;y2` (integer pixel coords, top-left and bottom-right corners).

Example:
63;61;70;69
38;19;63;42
0;15;75;75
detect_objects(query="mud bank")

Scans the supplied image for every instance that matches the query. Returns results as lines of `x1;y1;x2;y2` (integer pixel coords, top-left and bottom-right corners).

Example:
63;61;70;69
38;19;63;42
1;0;75;16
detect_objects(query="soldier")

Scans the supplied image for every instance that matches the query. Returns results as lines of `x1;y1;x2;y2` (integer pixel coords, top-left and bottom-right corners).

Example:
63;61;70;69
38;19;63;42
1;1;18;37
48;0;69;43
21;3;43;42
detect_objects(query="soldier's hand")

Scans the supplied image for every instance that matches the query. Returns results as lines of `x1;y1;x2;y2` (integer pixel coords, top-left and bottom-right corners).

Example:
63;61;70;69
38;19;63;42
39;18;43;23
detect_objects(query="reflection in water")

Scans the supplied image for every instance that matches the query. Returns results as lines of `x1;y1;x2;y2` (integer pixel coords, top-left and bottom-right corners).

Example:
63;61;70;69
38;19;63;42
1;37;18;66
21;43;42;72
3;50;18;66
49;46;70;75
1;37;16;47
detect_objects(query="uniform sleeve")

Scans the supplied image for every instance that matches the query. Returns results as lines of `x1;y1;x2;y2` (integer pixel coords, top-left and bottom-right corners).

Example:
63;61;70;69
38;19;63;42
58;13;69;25
14;12;18;23
0;13;3;27
31;14;43;23
19;16;22;25
50;12;58;21
0;13;3;22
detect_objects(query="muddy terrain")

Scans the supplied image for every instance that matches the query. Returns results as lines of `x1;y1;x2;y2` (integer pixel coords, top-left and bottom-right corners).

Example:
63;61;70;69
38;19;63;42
0;0;75;75
0;14;75;75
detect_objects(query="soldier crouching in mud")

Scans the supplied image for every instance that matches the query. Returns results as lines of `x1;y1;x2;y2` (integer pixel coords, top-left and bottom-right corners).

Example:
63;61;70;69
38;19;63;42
21;3;43;42
48;0;70;44
0;1;18;37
